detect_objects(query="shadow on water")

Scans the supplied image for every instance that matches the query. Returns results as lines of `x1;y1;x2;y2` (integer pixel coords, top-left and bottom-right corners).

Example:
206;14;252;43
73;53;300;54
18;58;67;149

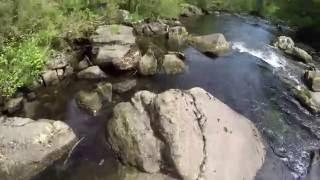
31;14;320;180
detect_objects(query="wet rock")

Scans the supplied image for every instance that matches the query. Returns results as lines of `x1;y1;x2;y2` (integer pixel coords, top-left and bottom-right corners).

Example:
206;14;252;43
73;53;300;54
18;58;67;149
42;70;59;86
112;46;142;70
274;36;295;52
113;79;137;93
162;54;186;74
188;33;231;56
77;66;107;79
181;3;204;17
168;26;189;50
94;44;131;67
95;82;112;103
75;90;103;115
0;117;77;180
107;88;266;180
46;52;69;70
274;36;312;63
291;86;320;113
91;25;135;45
138;48;158;75
305;70;320;92
26;92;37;101
4;97;24;114
292;47;313;63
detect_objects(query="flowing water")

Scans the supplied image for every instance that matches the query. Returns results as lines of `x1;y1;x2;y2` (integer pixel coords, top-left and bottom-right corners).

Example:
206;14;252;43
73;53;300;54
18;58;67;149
32;13;320;180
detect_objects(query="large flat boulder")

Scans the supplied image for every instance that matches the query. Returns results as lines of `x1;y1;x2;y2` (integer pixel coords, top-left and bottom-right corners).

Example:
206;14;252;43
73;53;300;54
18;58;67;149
305;70;320;92
107;88;266;180
0;117;77;180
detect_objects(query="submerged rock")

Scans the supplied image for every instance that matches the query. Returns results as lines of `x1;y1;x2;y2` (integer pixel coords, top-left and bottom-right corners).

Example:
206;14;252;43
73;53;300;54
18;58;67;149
95;82;112;103
113;79;137;93
138;48;158;75
162;54;186;74
107;88;266;180
91;25;135;45
77;66;107;79
4;97;24;114
188;33;231;56
181;3;204;17
0;117;76;180
76;90;103;115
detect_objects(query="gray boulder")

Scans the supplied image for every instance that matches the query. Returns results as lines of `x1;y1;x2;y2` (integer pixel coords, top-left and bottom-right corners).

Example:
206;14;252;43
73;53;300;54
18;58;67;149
96;82;112;103
94;44;131;67
46;52;69;70
4;97;24;114
181;3;204;17
91;25;135;45
138;49;158;75
274;36;295;52
75;90;103;116
113;79;137;93
189;33;231;56
112;46;142;70
134;22;169;36
42;70;59;86
0;117;76;180
77;66;107;79
162;54;186;74
168;26;189;50
107;88;266;180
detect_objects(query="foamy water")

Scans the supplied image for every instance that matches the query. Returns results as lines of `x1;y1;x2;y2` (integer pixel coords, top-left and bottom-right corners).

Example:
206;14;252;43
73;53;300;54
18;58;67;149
232;41;287;69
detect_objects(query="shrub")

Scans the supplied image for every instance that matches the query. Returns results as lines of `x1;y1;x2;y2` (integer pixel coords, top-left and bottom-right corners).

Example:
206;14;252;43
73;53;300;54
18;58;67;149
0;38;47;96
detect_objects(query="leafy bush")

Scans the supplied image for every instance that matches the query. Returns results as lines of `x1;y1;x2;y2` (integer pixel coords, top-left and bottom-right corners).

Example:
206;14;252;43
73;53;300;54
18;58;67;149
0;38;47;96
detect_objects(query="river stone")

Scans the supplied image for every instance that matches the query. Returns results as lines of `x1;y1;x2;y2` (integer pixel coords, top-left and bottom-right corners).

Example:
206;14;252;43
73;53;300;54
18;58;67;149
162;54;186;74
113;79;137;93
42;70;60;86
292;47;313;63
91;25;135;45
0;117;77;180
77;66;107;79
138;49;158;75
112;46;142;70
274;36;295;51
94;44;131;67
4;97;24;114
77;58;90;71
76;90;103;115
107;88;265;180
189;33;231;56
181;3;204;17
134;22;169;36
96;82;112;102
291;86;320;113
305;70;320;92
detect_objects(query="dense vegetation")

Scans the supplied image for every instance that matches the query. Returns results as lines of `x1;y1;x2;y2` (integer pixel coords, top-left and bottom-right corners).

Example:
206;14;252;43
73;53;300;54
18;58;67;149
0;0;319;96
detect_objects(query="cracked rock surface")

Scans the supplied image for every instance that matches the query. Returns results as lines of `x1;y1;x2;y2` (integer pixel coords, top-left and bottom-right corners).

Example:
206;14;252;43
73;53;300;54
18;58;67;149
0;117;77;180
107;88;266;180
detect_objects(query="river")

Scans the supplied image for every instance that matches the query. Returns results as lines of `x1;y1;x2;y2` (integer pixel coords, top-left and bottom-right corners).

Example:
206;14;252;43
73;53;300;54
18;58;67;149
33;13;320;180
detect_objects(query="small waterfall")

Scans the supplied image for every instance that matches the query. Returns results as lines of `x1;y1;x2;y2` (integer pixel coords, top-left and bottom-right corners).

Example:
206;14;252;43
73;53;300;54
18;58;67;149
232;41;287;69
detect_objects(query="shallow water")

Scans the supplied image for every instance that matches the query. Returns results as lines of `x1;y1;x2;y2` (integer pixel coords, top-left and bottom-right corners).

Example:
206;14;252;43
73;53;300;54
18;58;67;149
33;14;320;180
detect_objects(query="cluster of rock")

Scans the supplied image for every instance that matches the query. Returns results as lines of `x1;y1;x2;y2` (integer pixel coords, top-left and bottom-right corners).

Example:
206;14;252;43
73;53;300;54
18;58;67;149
107;88;266;180
274;36;313;63
0;117;77;180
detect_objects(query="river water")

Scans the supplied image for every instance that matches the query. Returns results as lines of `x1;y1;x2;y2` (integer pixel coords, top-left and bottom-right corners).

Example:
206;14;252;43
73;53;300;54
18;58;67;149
33;13;320;180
